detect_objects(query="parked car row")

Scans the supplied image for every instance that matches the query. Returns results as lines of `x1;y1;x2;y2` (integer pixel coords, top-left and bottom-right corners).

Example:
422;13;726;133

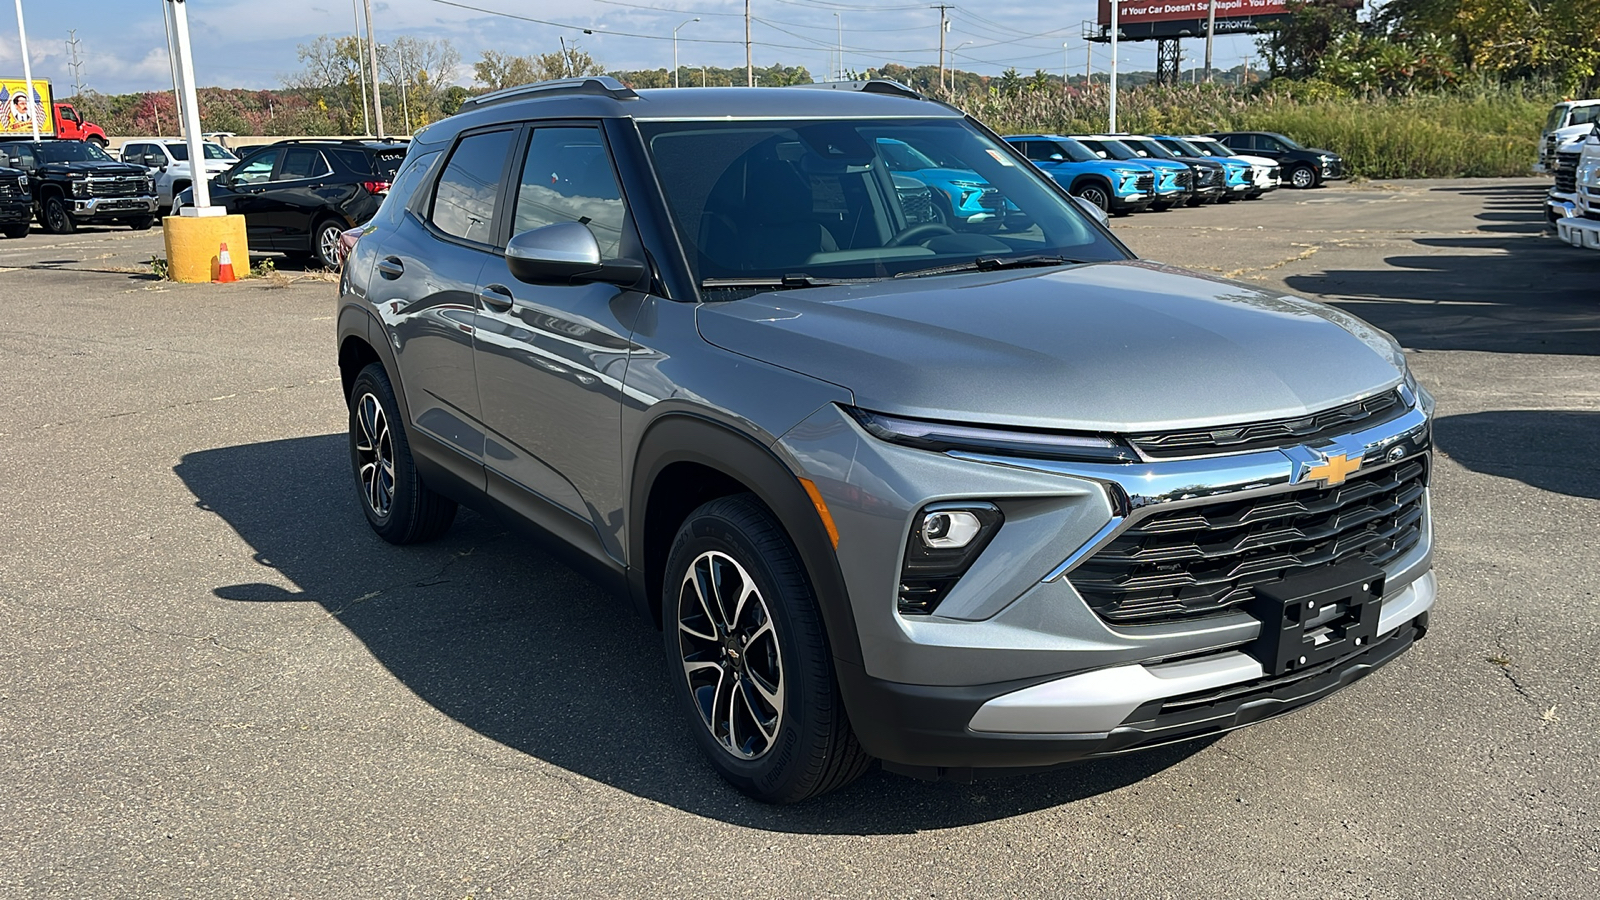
997;131;1343;217
119;139;238;212
0;137;156;235
1553;123;1600;250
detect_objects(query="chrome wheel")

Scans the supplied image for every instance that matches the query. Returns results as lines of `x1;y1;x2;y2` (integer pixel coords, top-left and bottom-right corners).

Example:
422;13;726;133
353;392;395;518
1075;184;1110;211
316;223;343;268
676;549;785;760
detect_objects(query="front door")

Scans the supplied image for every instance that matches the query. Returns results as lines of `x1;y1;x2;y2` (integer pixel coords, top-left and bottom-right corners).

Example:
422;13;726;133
217;147;280;244
259;145;334;250
473;124;641;557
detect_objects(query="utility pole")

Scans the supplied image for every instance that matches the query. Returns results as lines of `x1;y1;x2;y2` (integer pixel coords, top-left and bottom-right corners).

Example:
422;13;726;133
745;0;752;86
1062;41;1069;93
66;29;85;95
362;0;384;139
161;0;185;138
1109;0;1119;133
351;0;370;135
1204;0;1216;83
834;13;842;80
396;42;410;133
1085;40;1091;83
933;5;952;94
13;0;40;143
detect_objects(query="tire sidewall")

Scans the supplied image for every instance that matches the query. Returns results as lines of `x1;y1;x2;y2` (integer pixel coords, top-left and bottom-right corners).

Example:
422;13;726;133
1074;183;1110;211
348;365;418;540
662;500;826;801
314;220;344;269
42;195;75;234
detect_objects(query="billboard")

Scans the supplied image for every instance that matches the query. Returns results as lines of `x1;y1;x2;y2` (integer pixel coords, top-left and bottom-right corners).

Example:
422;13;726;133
0;78;54;137
1098;0;1288;26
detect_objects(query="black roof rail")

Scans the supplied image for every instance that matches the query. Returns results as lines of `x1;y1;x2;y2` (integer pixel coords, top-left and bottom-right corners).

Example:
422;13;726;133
787;79;927;100
261;137;409;146
459;76;639;112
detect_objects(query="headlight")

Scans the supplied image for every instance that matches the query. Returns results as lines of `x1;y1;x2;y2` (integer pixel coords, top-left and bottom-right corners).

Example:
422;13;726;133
16;173;25;187
846;407;1137;463
71;178;88;198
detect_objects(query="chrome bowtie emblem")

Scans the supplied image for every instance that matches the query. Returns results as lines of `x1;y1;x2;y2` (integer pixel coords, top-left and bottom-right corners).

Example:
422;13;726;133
1304;452;1363;487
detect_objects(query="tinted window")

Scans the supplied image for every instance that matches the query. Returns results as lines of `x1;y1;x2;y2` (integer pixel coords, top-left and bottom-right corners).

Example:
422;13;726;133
38;141;113;163
431;129;515;244
512;126;626;258
2;144;35;167
279;147;330;179
231;150;279;186
121;143;148;163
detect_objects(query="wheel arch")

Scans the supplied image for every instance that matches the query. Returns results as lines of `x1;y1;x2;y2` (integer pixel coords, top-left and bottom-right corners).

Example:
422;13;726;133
1070;173;1112;195
629;413;863;666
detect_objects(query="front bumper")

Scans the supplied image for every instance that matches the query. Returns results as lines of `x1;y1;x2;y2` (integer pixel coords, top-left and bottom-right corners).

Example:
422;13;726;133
0;197;30;224
782;390;1436;772
71;195;158;220
1547;191;1577;225
1556;214;1600;249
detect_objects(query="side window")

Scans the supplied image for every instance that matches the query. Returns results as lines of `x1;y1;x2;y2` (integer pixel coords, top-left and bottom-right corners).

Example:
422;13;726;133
121;143;145;164
278;147;330;180
8;144;37;168
512;126;626;258
232;150;280;186
1260;136;1284;152
431;129;515;244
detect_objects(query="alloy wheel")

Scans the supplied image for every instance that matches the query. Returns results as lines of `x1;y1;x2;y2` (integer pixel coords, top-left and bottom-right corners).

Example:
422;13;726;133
1291;166;1316;189
1076;185;1110;211
353;392;395;518
676;550;785;759
317;224;343;268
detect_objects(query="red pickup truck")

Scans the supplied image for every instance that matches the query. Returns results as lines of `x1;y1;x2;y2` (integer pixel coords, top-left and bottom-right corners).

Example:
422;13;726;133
1;78;109;146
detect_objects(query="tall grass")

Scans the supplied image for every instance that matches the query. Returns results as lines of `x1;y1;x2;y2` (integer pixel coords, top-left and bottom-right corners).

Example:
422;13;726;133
958;82;1555;179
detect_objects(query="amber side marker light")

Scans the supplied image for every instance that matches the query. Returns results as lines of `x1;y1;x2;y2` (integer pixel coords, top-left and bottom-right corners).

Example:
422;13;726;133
797;478;840;549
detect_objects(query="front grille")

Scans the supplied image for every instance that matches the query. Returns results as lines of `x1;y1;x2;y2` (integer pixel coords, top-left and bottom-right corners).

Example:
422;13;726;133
899;188;936;224
86;176;145;198
1134;173;1155;194
1173;169;1191;190
1326;159;1344;178
1195;167;1217;186
0;178;17;198
1555;153;1580;192
1067;455;1429;624
1128;390;1404;458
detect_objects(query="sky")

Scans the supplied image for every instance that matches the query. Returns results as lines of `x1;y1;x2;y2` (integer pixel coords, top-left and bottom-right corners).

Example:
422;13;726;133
2;0;1267;95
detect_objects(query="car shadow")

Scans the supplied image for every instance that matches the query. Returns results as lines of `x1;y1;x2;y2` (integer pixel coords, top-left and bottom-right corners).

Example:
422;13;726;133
1286;184;1600;355
1434;410;1600;500
175;434;1213;833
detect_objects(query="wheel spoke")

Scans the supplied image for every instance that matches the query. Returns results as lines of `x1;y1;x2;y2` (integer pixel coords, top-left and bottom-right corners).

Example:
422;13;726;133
678;619;718;642
690;559;723;630
674;548;785;760
745;668;782;716
740;680;778;742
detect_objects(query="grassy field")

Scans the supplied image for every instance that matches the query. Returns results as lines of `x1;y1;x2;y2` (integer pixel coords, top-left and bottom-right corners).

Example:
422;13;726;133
958;82;1554;179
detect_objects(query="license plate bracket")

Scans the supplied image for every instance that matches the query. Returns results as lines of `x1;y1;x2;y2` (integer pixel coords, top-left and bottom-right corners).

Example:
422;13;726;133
1246;560;1385;677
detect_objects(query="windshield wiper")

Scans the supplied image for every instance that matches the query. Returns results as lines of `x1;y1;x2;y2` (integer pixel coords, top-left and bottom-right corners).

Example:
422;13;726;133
893;255;1080;280
701;273;882;291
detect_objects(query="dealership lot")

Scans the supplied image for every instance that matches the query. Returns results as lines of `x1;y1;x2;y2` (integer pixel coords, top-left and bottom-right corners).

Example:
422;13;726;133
2;179;1597;897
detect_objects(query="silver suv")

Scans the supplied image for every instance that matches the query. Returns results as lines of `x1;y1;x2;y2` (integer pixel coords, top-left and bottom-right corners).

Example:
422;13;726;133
337;78;1436;803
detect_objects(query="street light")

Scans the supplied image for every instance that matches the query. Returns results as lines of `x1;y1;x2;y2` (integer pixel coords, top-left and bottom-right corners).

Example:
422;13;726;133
1062;41;1070;93
834;12;842;81
673;17;698;88
948;40;972;93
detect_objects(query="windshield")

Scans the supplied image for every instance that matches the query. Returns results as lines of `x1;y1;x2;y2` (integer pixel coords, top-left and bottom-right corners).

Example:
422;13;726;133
1161;138;1207;157
1571;105;1600;128
639;117;1125;286
1051;138;1100;163
37;141;115;163
1125;138;1178;160
1074;138;1142;162
164;142;236;161
1187;137;1235;157
1271;133;1305;150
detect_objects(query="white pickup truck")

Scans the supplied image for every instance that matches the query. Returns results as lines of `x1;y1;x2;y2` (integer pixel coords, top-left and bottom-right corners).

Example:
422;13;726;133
1537;100;1600;173
118;139;236;212
1555;126;1600;250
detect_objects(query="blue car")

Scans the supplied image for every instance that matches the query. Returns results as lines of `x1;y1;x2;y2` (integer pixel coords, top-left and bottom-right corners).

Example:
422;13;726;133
1004;134;1154;216
1072;135;1193;210
876;138;1020;227
1152;135;1253;202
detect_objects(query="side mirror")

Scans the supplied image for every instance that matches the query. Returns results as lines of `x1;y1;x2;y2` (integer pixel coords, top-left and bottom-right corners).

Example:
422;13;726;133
505;222;645;287
1070;195;1110;225
1049;153;1065;161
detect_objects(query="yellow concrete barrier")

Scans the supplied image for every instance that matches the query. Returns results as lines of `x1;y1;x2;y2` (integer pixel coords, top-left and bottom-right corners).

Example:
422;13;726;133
162;213;249;283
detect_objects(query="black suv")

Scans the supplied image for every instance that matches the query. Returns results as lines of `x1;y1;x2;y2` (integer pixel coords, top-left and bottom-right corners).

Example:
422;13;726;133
0;138;157;233
177;139;407;268
1208;131;1345;189
0;162;29;238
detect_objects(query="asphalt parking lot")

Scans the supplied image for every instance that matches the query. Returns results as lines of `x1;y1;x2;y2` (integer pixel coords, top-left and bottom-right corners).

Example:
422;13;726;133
2;179;1597;898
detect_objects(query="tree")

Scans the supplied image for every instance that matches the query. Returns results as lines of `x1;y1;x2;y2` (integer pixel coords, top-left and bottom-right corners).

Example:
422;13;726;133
474;50;540;91
378;36;460;131
287;34;366;132
1257;1;1361;81
531;46;606;81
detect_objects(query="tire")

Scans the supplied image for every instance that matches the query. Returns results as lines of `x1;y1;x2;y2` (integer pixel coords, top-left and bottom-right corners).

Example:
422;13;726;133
87;136;108;149
663;494;871;803
348;363;457;544
1;223;27;239
312;218;345;269
41;194;76;234
124;216;154;231
1288;165;1318;189
1071;181;1111;212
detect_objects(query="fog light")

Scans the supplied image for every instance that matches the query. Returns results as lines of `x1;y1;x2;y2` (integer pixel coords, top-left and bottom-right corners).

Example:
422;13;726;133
920;510;981;549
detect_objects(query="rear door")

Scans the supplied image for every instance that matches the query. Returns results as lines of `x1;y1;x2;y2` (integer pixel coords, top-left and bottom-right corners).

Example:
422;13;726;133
257;145;336;249
367;126;519;489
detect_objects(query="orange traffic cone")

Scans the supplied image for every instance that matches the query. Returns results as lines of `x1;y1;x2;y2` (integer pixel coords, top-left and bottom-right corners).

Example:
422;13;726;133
215;242;237;283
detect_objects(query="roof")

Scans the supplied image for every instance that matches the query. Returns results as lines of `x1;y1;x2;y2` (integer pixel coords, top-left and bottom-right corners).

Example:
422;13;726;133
422;77;963;147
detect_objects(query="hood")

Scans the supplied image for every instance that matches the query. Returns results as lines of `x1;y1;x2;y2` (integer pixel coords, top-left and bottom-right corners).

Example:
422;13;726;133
1229;153;1279;169
697;260;1405;433
41;160;146;177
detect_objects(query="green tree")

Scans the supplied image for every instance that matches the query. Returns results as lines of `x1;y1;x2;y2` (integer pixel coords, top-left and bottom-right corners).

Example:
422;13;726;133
474;50;540;91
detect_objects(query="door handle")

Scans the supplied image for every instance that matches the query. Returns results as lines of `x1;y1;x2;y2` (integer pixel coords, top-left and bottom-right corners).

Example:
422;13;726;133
376;257;404;279
479;284;515;312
